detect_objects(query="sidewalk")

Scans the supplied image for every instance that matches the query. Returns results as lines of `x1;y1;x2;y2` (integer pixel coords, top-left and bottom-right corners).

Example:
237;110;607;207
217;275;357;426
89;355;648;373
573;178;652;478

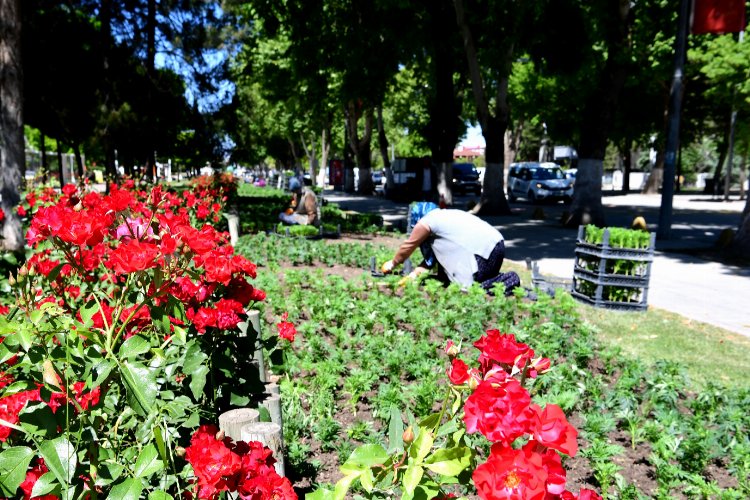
323;189;750;338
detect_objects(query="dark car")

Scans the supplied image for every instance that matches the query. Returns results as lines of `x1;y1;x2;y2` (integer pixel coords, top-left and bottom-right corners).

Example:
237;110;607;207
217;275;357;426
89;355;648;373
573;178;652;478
452;163;482;195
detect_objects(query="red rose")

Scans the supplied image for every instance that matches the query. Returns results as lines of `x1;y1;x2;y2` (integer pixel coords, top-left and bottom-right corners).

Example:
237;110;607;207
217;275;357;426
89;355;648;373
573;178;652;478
530;403;578;457
108;239;160;274
463;378;535;445
473;330;533;373
578;489;603;500
447;358;470;385
201;250;234;285
473;444;548;500
276;312;296;342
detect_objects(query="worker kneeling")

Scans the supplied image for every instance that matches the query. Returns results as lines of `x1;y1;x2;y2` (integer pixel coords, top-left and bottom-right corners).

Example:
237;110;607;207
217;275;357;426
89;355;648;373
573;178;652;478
279;177;319;227
382;203;520;296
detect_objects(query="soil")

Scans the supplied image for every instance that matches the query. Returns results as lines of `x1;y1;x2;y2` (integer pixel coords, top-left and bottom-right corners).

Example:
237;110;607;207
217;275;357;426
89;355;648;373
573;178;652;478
274;233;739;498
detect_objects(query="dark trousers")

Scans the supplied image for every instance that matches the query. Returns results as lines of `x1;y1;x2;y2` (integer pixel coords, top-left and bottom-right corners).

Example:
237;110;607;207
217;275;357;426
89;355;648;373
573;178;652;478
474;241;520;296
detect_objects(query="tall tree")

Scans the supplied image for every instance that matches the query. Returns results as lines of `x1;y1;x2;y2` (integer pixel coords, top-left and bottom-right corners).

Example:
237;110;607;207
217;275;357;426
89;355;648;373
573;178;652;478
422;0;465;206
565;0;632;227
0;0;24;252
453;0;514;215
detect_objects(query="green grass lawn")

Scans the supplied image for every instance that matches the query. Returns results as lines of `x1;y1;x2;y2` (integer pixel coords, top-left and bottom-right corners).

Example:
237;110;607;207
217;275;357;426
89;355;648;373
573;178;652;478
506;259;750;390
579;305;750;389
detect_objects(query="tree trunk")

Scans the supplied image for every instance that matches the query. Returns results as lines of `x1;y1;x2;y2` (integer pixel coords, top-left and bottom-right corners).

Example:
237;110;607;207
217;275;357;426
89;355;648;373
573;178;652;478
74;143;84;182
0;0;25;252
566;158;605;226
711;117;731;195
346;103;374;194
643;150;664;194
376;105;390;170
739;141;747;200
425;0;461;206
41;131;48;184
318;127;330;187
145;0;157;182
101;0;117;186
729;193;750;257
300;132;317;185
453;0;511;215
57;140;64;187
504;123;523;171
566;0;631;228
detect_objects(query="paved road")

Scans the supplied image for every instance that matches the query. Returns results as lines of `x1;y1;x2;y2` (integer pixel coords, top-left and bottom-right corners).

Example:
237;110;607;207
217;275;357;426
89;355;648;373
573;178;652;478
323;189;750;338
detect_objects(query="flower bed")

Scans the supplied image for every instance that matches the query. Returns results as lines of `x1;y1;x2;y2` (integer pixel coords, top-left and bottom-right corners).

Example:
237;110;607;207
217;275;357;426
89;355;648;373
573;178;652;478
0;180;296;499
236;233;749;498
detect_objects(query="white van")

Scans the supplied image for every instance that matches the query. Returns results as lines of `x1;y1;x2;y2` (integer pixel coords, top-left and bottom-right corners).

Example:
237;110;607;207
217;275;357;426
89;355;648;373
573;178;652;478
507;162;573;203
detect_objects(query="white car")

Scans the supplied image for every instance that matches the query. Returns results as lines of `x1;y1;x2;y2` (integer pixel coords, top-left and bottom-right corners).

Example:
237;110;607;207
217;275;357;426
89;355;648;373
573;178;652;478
507;162;573;203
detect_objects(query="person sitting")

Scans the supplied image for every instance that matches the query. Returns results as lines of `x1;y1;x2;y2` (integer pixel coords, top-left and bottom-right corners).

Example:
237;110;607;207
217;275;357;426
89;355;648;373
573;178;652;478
279;177;320;226
382;205;520;296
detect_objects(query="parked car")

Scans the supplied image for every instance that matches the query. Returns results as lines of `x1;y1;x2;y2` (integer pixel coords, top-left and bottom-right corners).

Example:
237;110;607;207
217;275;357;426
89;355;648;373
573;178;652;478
452;163;482;196
507;162;573;203
372;169;386;195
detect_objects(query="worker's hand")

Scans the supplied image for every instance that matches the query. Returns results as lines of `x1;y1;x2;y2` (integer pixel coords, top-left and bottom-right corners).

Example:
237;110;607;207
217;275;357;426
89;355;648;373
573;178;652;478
397;271;418;287
381;260;396;274
285;208;294;215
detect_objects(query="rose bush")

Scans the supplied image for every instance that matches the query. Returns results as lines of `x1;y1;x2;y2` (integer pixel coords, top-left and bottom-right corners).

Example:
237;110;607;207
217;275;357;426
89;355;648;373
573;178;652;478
312;330;601;500
0;180;291;499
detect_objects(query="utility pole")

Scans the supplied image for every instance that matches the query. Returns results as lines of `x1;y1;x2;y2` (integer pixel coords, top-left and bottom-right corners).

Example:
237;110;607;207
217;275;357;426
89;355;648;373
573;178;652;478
657;0;691;240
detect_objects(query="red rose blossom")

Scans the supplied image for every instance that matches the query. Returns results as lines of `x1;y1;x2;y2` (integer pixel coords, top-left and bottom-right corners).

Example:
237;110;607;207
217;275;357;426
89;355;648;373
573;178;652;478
473;444;548;500
447;358;470;385
276;312;296;342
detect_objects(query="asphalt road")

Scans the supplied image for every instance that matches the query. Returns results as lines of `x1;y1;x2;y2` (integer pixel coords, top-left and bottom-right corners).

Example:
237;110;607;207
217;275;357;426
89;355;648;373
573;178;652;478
322;189;750;339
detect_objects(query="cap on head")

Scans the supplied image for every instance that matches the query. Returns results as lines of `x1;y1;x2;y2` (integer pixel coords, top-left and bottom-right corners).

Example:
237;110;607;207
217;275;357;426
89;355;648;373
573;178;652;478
409;201;439;230
288;177;302;193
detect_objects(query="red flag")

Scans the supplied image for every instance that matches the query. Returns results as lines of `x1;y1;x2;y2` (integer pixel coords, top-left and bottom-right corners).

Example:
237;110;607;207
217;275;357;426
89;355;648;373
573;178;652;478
692;0;746;34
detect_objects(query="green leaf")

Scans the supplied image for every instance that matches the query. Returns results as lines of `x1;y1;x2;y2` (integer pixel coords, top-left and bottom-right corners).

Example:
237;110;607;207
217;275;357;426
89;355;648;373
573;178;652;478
19;402;57;437
388;405;404;453
79;300;99;327
120;361;157;417
409;427;434;463
29;471;56;497
343;444;389;468
16;327;33;351
402;464;424;499
39;436;76;484
29;309;44;325
97;462;124;485
45;263;66;284
418;413;440;430
119;335;151;359
0;446;35;496
92;359;116;387
148;491;174;500
333;472;360;500
183;340;207;374
153;426;168;467
188;365;209;400
359;467;375;492
423;446;472;476
108;477;144;500
133;444;163;478
306;488;334;500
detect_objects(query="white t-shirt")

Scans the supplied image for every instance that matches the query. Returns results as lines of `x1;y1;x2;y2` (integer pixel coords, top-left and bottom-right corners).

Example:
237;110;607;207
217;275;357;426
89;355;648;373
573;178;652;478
420;209;503;286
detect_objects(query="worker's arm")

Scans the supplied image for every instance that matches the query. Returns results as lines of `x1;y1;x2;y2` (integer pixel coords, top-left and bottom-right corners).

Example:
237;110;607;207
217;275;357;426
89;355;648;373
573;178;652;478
393;221;431;265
